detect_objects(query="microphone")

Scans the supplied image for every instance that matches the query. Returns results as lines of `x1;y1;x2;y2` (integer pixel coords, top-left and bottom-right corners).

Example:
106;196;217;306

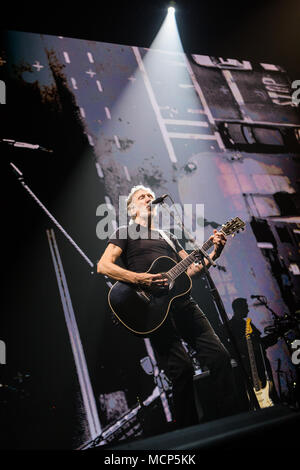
150;194;169;205
2;139;53;153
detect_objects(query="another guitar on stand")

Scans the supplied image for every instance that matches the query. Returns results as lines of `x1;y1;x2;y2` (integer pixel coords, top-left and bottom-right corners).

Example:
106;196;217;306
108;217;245;336
245;318;274;409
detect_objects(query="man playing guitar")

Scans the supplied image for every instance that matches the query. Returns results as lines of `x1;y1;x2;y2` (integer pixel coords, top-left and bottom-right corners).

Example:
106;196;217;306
97;185;237;427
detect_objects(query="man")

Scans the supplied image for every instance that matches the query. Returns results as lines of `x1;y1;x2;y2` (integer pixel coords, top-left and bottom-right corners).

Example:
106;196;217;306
98;185;237;428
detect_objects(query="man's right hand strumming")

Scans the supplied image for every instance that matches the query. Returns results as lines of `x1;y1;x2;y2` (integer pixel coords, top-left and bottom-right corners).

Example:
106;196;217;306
97;243;168;287
135;272;169;287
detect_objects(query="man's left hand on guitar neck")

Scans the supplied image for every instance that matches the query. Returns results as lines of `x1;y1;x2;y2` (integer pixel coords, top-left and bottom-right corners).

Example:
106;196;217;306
210;229;227;259
178;230;227;278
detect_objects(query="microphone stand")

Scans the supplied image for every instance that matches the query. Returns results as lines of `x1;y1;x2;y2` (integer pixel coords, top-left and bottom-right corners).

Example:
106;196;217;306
253;296;280;320
9;162;95;271
160;197;260;410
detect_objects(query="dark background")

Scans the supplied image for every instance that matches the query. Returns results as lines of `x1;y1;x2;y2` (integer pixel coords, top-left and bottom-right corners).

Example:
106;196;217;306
1;0;300;80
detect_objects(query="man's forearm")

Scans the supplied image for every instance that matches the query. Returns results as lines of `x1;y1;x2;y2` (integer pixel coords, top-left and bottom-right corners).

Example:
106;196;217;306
97;261;137;283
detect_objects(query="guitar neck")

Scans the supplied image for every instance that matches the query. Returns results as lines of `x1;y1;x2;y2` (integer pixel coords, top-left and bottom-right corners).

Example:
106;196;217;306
246;337;261;391
167;236;215;280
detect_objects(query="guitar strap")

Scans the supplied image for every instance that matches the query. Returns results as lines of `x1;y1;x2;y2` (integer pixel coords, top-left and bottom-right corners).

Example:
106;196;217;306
157;229;177;253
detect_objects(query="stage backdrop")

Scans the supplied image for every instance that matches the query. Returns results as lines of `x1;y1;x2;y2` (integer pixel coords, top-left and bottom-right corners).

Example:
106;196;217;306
0;30;299;449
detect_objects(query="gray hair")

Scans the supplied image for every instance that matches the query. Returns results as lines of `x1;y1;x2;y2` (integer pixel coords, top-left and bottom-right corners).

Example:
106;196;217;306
126;185;155;220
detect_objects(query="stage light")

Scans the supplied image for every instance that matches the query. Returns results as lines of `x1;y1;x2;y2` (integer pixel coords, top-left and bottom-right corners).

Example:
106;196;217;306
168;0;176;13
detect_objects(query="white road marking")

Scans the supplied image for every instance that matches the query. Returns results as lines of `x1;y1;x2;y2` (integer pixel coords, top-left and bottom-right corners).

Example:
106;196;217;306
214;132;225;150
132;46;177;163
96;80;103;92
183;55;215;126
63;51;70;64
184;55;226;150
187;108;206;114
87;135;94;146
95;162;104;178
168;132;218;140
143;47;184;56
222;70;245;105
191;55;214;67
87;52;94;63
104;107;111;119
114;135;121;149
260;63;280;71
178;84;194;88
163;119;208;127
71;77;78;90
86;69;96;78
123;165;131;181
32;61;44;72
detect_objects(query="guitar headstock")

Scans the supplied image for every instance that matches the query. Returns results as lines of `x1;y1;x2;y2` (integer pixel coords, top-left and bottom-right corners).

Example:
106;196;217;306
220;217;246;237
245;317;253;338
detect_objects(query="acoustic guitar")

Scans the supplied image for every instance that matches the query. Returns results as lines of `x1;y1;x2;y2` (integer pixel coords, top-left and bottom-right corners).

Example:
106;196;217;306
108;217;245;335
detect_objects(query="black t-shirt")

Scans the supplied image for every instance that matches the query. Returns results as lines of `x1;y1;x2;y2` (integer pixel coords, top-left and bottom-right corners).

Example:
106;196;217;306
108;222;184;273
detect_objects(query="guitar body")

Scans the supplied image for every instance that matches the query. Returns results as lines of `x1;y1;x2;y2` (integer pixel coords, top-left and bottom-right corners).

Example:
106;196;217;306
254;380;274;409
108;256;192;335
245;318;274;409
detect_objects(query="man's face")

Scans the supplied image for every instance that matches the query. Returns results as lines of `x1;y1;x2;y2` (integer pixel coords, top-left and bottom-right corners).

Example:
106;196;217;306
132;189;154;219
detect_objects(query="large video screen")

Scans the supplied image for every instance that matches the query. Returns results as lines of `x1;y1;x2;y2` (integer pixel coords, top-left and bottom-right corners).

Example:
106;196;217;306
1;30;299;449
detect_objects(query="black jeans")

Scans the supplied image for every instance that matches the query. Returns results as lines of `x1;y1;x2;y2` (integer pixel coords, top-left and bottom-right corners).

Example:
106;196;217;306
149;297;237;428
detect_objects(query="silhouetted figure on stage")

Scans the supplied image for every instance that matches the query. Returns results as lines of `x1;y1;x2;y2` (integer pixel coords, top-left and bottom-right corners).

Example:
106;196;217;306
226;297;279;410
